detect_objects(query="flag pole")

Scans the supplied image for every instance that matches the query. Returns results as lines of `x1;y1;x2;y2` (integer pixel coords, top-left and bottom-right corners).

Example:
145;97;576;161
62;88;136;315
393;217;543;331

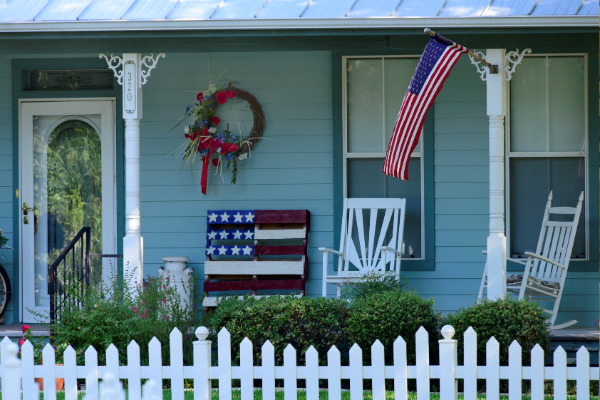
424;28;498;74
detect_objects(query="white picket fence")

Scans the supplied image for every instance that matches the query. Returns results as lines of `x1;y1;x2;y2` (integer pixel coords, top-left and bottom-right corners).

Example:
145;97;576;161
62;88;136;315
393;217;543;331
1;325;598;400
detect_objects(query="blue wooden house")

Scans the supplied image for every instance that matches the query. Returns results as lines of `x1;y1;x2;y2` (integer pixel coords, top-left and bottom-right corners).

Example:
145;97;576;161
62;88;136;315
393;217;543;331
0;0;597;338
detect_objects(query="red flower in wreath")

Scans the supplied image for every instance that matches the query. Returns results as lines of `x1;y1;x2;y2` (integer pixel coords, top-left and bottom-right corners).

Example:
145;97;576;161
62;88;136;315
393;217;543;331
215;91;227;104
220;143;230;154
197;92;203;101
212;158;220;167
212;116;220;126
225;89;236;99
229;143;239;152
209;139;221;151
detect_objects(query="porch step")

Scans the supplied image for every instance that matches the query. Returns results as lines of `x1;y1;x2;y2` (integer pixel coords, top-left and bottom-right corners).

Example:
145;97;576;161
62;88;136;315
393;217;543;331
548;326;598;366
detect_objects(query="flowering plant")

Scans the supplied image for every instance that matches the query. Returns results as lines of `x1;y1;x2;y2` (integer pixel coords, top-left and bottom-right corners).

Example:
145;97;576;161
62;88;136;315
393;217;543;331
19;325;47;365
174;72;265;195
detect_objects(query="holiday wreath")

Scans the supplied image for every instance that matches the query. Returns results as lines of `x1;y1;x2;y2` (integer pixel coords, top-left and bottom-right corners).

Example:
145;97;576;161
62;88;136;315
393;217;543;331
175;81;265;195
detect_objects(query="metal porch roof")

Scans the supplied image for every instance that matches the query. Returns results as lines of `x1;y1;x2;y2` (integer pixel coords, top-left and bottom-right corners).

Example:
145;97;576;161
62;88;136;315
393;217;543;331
0;0;597;31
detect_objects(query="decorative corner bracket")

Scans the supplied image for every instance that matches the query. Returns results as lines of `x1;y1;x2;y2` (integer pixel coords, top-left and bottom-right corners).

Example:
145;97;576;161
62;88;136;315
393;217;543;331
504;48;532;81
99;53;166;86
99;53;124;85
469;50;491;81
140;53;166;85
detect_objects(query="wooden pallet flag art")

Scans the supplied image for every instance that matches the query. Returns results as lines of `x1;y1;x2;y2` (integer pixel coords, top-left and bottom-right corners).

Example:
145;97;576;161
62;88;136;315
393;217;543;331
384;31;468;180
203;209;310;307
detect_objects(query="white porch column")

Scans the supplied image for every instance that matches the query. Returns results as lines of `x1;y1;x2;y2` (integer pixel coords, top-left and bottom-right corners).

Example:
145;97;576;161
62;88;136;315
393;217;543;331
100;52;165;293
485;49;507;300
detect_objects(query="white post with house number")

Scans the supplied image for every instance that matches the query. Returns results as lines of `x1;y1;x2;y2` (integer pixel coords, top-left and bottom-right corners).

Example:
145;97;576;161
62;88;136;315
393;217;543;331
100;52;165;294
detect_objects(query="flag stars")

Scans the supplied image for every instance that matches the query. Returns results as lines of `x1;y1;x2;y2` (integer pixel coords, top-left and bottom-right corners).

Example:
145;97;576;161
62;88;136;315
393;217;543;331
208;213;218;222
206;246;216;255
245;212;254;222
233;230;242;239
218;246;228;255
242;246;252;255
220;212;230;222
219;231;229;239
207;231;217;240
244;230;254;239
231;246;241;255
234;212;243;222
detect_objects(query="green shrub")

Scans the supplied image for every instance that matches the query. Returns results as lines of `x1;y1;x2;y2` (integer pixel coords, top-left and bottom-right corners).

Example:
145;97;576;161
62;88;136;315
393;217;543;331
444;296;551;367
205;295;350;366
30;268;202;366
346;290;442;366
341;271;406;302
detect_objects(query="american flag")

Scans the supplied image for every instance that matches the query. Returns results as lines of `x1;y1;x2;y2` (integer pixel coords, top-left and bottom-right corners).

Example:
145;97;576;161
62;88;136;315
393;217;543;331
384;33;468;180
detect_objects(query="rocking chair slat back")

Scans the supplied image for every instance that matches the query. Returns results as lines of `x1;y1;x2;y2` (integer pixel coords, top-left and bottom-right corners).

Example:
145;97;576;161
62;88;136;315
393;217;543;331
529;191;584;284
337;198;406;277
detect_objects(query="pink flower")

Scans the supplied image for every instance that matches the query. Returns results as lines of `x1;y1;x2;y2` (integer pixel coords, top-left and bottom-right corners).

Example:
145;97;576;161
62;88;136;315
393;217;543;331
141;315;145;320
164;316;168;320
19;338;25;346
22;325;31;334
163;286;166;289
225;89;236;99
141;302;145;305
148;277;151;282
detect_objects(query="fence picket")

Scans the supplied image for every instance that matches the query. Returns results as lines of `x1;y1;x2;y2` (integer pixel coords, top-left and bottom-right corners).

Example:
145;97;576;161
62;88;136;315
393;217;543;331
372;340;385;400
553;346;567;400
305;346;319;400
106;344;120;380
486;337;500;400
393;337;407;400
64;345;78;400
463;327;477;400
349;344;363;400
22;340;35;400
577;347;590;400
508;341;521;400
240;338;254;400
328;345;342;400
85;345;99;400
531;344;545;400
170;328;185;400
284;344;297;400
128;340;142;400
194;327;211;400
218;328;232;400
148;337;163;394
262;340;276;400
3;342;21;400
415;327;429;400
43;343;57;400
33;381;40;400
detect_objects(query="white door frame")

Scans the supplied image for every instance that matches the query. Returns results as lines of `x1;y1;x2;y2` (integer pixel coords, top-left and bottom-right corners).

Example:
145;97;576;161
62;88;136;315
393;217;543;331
19;98;117;322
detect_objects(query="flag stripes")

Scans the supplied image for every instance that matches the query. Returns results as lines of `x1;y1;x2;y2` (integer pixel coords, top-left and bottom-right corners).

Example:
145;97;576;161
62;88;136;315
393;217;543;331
384;38;468;180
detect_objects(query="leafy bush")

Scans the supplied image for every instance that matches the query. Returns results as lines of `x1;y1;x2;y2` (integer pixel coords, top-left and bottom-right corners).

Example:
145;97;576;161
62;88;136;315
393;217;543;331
341;271;406;302
346;290;442;366
29;268;201;366
444;296;551;367
205;296;350;366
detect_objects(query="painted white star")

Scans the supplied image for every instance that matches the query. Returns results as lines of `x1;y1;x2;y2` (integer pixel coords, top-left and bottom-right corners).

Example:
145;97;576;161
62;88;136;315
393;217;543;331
233;230;242;240
231;246;241;255
207;231;217;240
245;212;254;222
206;246;216;255
244;230;254;239
219;231;229;239
242;246;252;255
218;246;228;255
208;213;218;222
234;212;243;222
221;212;230;222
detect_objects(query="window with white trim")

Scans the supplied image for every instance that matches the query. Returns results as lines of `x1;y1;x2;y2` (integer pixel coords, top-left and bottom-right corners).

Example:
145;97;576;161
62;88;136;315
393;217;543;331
508;54;588;260
343;57;424;259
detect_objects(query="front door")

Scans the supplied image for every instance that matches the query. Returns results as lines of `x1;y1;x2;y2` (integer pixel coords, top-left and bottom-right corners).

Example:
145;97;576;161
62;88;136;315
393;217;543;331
19;100;116;322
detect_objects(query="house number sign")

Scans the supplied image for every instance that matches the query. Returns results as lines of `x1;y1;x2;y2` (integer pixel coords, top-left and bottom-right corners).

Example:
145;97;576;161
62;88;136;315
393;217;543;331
123;61;137;114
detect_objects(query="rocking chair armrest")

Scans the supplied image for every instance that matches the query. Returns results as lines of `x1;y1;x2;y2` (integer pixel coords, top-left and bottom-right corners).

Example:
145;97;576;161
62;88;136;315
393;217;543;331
524;252;567;269
381;246;402;256
318;247;343;256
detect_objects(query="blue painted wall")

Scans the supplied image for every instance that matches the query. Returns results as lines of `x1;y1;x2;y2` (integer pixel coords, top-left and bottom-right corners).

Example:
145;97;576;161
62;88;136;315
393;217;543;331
1;51;597;327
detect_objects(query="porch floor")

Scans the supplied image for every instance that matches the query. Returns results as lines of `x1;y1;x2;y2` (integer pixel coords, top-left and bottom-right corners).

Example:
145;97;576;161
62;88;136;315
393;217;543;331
550;326;599;341
0;324;49;337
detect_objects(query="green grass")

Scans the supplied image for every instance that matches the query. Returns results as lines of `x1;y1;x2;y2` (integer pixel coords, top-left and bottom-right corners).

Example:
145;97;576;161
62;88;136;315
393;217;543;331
3;390;597;400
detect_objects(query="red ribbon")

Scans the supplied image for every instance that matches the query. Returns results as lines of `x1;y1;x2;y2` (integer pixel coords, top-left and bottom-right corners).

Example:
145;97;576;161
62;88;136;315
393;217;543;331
201;155;210;195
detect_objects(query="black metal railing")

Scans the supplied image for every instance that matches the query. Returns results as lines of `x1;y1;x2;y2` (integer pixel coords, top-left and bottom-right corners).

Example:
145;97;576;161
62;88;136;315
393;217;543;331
48;227;122;322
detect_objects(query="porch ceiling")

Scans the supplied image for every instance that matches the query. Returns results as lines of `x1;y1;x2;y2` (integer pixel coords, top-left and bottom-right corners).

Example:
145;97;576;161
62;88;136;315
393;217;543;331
0;0;597;32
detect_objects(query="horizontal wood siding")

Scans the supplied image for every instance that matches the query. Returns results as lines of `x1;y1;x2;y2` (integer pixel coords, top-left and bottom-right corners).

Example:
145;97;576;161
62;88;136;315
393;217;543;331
140;52;332;297
0;55;13;324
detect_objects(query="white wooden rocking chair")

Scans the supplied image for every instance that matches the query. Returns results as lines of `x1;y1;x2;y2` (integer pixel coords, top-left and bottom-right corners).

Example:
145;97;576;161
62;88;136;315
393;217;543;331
320;198;406;297
478;191;584;330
